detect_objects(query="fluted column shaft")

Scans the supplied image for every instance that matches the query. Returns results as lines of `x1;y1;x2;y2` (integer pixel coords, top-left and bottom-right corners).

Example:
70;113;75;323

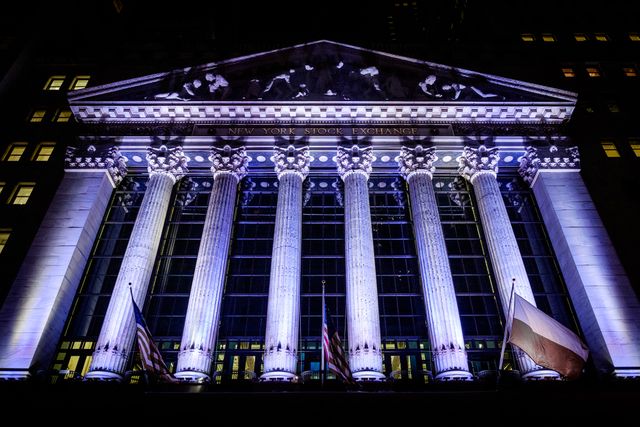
176;146;249;381
343;171;384;378
176;176;237;379
459;145;557;379
337;145;384;380
407;172;473;380
261;145;310;381
86;146;188;381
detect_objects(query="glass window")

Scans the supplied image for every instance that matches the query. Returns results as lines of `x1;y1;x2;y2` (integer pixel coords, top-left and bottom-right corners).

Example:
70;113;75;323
10;183;35;205
629;140;640;157
70;76;90;90
623;67;637;77
44;75;66;91
630;33;640;42
0;229;10;254
521;33;535;42
29;110;46;123
55;110;73;123
607;102;620;113
541;33;556;42
586;67;601;78
594;33;609;42
3;143;28;161
33;142;55;161
574;33;588;42
561;67;575;78
601;141;620;157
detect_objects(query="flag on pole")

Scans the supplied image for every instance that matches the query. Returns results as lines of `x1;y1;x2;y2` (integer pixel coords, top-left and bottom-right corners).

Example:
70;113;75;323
508;294;589;379
130;293;178;383
322;305;354;384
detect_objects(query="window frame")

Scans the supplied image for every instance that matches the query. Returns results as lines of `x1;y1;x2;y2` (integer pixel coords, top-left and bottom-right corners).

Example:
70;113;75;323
32;142;56;161
0;229;11;254
70;76;91;90
9;182;36;205
2;143;28;161
43;75;66;91
601;141;621;158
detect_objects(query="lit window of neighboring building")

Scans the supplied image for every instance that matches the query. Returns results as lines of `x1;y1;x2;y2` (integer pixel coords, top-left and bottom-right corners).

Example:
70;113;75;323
44;76;66;91
9;183;35;205
541;34;556;42
629;33;640;41
630;140;640;157
601;141;620;158
33;142;55;161
561;67;576;78
586;67;601;77
55;110;73;123
594;33;609;42
2;143;28;161
607;102;620;113
29;110;46;123
70;76;90;90
0;229;10;254
521;33;535;42
574;33;588;42
0;182;4;195
623;67;638;77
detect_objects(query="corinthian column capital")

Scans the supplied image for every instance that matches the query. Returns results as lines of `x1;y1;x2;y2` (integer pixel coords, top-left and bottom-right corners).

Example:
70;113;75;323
336;145;376;180
147;145;190;183
65;145;129;186
271;145;312;180
396;145;437;181
210;145;251;181
518;145;580;186
457;145;500;183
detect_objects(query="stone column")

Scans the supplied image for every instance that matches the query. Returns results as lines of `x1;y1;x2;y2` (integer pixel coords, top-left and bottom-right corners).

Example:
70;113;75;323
176;146;250;382
0;146;126;380
85;146;188;381
397;145;473;381
261;145;311;381
520;146;640;378
458;145;558;379
336;145;384;381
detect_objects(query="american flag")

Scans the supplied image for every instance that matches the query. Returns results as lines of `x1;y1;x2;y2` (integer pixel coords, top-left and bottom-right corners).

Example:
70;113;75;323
130;293;178;383
322;305;354;384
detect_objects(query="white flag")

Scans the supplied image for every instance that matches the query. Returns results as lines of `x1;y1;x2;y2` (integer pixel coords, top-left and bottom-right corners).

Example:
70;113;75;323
509;294;589;379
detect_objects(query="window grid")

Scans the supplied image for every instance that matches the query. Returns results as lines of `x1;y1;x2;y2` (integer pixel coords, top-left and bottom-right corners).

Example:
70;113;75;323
594;33;609;42
10;183;35;205
623;67;637;77
520;33;535;42
629;141;640;157
561;67;575;78
0;229;10;254
33;143;55;161
586;67;601;78
3;143;28;161
55;110;73;123
574;33;588;42
601;141;620;157
44;76;66;91
70;76;91;90
29;110;46;123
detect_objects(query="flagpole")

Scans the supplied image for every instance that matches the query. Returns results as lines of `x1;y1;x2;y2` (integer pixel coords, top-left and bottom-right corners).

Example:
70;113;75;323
321;279;325;386
498;278;516;377
129;282;148;385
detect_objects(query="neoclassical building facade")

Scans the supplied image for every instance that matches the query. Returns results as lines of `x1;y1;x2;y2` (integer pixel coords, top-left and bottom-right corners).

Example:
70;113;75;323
0;41;638;383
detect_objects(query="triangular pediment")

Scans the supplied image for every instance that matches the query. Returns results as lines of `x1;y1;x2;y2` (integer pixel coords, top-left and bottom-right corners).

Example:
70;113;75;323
69;40;576;123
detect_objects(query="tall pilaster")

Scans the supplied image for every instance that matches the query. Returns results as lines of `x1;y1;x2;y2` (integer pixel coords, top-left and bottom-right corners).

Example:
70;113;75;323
85;146;188;381
336;145;384;381
261;145;311;381
458;145;558;379
0;146;126;380
397;146;473;381
176;146;250;382
520;146;640;378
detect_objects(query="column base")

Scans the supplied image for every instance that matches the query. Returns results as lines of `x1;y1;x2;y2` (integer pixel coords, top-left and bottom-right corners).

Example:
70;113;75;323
84;370;123;382
353;370;386;382
0;370;31;381
612;368;640;379
260;371;297;382
435;370;474;382
174;371;210;383
521;369;560;380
